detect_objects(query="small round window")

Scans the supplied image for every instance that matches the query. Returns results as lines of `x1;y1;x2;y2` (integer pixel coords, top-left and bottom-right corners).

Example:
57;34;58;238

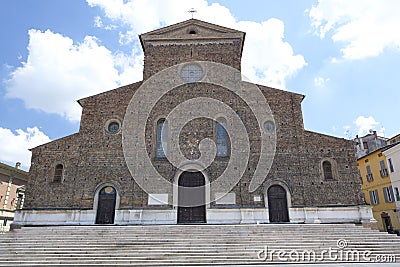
181;64;203;83
107;121;120;134
263;120;275;132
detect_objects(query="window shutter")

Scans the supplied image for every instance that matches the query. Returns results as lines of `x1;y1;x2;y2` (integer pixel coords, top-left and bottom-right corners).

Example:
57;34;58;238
380;160;385;170
368;191;373;204
395;187;400;201
388;186;395;202
366;165;371;174
383;187;389;202
375;190;380;204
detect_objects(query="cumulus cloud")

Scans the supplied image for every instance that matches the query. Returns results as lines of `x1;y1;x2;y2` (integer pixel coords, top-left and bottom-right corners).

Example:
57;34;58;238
309;0;400;59
87;0;306;88
113;49;144;86
0;127;51;168
87;0;236;37
313;76;330;87
5;29;142;121
237;19;307;88
6;1;306;122
94;15;116;30
94;16;103;28
354;116;382;136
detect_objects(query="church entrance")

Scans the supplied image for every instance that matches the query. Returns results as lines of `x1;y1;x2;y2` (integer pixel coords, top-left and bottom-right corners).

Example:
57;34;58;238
268;185;289;223
95;186;116;224
178;171;206;224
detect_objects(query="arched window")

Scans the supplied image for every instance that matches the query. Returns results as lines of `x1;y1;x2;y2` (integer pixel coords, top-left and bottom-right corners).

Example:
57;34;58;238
323;161;333;180
156;119;168;158
216;117;228;157
53;164;64;182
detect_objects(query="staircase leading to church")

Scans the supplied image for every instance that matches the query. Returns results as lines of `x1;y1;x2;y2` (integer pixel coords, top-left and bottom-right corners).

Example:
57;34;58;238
0;224;399;266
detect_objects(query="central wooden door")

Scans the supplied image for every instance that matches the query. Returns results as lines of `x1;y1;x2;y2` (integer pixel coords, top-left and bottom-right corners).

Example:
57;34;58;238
95;186;116;224
178;171;206;224
268;185;289;223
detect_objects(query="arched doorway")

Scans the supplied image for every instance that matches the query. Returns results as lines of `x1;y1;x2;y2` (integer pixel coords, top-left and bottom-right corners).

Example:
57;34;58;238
178;171;206;224
95;186;117;224
268;185;289;223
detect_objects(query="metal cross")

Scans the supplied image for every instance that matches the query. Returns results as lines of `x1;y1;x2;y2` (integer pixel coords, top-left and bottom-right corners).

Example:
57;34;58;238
188;8;197;19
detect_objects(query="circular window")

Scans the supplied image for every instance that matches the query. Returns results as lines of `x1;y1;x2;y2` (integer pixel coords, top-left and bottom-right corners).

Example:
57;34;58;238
263;121;275;132
107;121;120;134
181;64;203;83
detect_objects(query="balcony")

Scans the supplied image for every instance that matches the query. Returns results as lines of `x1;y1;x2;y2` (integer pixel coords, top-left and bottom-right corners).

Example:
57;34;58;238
366;173;374;182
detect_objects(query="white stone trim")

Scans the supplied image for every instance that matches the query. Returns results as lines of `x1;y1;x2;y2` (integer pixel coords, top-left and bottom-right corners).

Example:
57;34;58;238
148;194;169;205
14;205;374;226
215;192;236;205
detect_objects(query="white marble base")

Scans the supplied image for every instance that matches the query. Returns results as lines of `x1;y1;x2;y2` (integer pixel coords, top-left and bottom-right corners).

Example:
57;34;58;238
13;205;374;226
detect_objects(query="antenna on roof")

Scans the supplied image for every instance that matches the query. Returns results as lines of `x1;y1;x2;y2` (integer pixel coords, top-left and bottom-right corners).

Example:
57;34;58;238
188;8;197;19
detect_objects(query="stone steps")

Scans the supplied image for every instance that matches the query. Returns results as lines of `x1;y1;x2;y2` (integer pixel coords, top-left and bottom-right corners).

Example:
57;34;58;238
0;224;399;265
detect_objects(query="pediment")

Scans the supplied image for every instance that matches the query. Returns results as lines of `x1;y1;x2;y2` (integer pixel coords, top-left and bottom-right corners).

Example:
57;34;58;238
140;19;245;44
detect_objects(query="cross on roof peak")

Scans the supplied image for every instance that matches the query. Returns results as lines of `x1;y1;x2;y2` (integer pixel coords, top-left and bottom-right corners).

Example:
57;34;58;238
188;8;197;19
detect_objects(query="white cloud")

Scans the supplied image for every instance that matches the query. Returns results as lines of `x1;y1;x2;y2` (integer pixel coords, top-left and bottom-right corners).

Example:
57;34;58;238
237;19;307;88
313;76;330;87
94;15;116;30
354;115;381;136
5;29;142;121
0;127;51;168
87;0;236;37
94;16;103;28
113;49;144;85
87;0;306;88
309;0;400;59
6;1;306;122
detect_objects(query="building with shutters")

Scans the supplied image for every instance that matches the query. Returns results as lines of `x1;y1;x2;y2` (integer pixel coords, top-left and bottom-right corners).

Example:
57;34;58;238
358;142;400;232
0;162;28;231
14;19;373;227
382;141;400;233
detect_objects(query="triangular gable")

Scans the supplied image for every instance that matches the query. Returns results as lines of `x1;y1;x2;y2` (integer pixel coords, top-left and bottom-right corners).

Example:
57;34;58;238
142;19;243;36
139;19;245;51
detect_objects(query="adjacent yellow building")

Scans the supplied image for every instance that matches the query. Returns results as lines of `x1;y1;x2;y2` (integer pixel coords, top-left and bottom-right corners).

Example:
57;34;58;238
358;147;400;232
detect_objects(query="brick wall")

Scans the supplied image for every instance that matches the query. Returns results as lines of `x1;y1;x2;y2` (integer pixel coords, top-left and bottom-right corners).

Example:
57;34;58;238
24;22;363;210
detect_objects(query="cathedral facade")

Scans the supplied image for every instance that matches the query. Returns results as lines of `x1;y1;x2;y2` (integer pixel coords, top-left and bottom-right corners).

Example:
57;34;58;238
15;19;373;226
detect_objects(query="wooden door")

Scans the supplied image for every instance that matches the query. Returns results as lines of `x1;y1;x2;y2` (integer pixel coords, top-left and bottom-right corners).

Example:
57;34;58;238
95;186;116;224
268;185;289;223
178;171;206;224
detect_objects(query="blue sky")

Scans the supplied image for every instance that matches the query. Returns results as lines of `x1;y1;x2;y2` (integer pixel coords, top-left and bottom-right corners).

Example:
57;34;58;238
1;0;399;169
